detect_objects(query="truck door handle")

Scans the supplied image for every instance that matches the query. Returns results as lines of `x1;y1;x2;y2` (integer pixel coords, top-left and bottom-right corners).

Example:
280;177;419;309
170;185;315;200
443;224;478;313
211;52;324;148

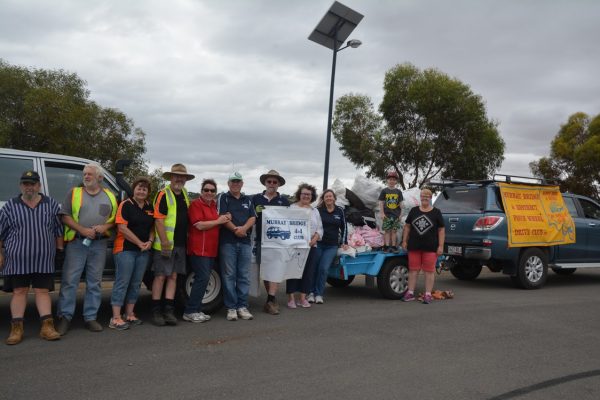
449;218;459;222
589;223;597;227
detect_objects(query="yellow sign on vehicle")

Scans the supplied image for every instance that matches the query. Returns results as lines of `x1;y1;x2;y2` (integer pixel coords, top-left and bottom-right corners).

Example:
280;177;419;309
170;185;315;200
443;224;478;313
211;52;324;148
499;183;576;247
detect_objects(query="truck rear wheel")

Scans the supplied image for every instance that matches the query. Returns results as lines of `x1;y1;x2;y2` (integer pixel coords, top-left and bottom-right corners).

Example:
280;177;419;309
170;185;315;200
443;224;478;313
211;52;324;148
327;275;355;288
450;263;482;280
513;248;548;289
377;258;408;299
177;269;224;314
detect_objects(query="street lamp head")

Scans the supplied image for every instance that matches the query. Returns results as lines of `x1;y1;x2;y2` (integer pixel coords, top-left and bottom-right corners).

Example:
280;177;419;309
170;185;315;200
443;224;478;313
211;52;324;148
347;39;362;48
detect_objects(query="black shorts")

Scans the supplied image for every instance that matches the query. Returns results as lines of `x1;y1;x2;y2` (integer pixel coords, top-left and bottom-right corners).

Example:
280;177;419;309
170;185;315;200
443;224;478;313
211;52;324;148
2;273;55;293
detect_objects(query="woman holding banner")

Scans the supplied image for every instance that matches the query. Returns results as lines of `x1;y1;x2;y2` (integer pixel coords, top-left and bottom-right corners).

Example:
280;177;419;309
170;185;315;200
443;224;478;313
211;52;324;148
286;183;323;309
309;189;349;304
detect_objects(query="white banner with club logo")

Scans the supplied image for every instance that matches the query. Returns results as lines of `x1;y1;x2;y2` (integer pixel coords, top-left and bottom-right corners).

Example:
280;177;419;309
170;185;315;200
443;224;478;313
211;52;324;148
259;206;311;283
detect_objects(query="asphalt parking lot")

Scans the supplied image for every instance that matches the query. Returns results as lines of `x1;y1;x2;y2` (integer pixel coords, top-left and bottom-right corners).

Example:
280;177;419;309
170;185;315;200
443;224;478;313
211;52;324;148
2;269;600;400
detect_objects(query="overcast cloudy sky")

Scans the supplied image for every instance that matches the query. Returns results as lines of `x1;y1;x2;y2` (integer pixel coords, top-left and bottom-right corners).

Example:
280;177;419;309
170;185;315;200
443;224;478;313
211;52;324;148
1;0;599;194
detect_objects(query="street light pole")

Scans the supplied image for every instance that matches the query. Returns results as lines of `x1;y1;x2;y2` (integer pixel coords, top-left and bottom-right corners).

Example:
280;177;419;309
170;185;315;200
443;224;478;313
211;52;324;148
323;30;338;191
308;1;363;192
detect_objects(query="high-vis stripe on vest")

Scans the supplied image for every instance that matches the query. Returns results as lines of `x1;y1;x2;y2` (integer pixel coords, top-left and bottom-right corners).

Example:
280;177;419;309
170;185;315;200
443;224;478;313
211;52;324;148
63;187;118;242
152;185;190;250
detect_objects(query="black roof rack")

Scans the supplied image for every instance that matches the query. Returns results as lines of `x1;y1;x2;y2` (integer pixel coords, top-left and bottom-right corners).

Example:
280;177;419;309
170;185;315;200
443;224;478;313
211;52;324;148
427;174;558;188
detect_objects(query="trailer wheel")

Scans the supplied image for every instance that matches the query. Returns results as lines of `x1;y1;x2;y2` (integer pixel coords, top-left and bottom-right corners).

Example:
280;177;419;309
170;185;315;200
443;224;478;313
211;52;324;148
327;275;355;288
377;258;408;299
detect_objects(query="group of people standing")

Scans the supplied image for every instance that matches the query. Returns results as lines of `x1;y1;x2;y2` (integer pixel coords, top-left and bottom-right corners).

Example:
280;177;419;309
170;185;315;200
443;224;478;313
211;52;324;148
0;164;351;345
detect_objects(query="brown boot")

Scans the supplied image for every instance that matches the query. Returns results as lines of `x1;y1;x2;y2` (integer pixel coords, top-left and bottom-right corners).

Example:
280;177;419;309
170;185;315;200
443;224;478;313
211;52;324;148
6;320;24;345
39;318;60;341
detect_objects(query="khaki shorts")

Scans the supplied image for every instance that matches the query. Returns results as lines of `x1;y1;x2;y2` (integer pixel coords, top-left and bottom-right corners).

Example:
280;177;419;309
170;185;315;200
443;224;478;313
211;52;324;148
152;246;187;276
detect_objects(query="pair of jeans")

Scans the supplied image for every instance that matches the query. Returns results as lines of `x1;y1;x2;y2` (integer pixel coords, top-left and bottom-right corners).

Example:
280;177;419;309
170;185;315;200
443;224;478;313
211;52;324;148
220;241;251;310
184;256;214;314
312;243;338;296
286;246;319;294
110;250;150;307
58;238;107;321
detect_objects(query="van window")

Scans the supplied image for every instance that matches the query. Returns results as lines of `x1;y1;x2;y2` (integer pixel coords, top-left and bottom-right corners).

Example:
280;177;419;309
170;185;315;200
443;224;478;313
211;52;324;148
44;161;85;204
44;161;119;206
0;157;35;202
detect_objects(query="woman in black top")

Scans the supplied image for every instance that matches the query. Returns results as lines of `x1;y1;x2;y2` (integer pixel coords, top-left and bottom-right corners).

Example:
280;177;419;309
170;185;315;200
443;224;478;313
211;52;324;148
400;188;445;304
109;177;155;329
309;189;348;304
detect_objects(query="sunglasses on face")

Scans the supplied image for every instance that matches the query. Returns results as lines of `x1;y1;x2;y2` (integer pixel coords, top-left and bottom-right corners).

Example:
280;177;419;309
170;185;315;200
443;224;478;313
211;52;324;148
203;188;216;193
300;192;312;197
266;180;279;184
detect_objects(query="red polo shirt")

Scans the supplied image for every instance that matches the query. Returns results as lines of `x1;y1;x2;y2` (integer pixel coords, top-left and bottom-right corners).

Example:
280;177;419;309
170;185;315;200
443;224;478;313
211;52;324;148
187;197;220;257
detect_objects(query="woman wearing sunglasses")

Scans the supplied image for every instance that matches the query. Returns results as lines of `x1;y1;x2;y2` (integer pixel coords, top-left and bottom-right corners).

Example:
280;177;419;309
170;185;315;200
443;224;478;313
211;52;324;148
183;179;231;322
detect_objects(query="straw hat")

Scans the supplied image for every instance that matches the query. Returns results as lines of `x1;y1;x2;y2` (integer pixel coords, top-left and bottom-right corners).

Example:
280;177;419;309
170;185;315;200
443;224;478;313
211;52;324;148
162;163;195;180
259;169;286;186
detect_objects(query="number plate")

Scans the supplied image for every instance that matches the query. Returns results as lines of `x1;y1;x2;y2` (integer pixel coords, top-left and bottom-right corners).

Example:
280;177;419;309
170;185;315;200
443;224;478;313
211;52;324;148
447;245;462;255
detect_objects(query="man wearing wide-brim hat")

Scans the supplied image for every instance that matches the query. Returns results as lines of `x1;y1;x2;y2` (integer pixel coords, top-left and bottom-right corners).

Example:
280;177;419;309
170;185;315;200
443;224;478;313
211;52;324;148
150;163;194;326
252;170;290;315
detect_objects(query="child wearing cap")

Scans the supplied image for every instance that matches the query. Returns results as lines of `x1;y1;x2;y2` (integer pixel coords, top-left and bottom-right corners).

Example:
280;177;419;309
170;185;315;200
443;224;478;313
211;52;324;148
378;170;404;253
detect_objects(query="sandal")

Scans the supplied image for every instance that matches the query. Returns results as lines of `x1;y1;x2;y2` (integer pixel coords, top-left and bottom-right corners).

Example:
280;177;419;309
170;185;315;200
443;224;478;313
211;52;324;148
109;317;130;331
123;313;143;326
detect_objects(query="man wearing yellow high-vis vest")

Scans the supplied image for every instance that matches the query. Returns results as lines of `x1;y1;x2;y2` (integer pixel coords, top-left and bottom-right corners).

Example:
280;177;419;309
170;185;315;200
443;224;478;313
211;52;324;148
151;164;194;327
56;164;117;335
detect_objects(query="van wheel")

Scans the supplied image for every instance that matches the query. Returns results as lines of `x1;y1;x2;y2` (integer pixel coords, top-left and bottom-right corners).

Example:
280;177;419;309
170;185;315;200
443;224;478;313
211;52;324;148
514;248;548;289
450;263;482;280
552;267;576;275
176;269;224;314
377;258;408;299
327;275;355;288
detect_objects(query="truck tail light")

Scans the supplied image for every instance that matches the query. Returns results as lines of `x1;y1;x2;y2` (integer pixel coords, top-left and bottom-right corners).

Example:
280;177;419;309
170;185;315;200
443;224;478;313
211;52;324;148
473;216;504;231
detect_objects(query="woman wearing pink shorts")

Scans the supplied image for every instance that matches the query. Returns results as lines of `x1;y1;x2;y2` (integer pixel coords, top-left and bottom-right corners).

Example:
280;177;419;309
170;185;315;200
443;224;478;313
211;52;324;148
400;189;445;304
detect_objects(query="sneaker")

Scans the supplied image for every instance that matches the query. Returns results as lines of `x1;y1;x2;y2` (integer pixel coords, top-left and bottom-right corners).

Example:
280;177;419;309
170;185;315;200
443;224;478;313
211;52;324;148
297;299;311;308
307;293;315;303
401;291;415;302
56;316;70;336
237;307;254;320
226;309;238;321
287;300;297;309
163;307;178;326
183;313;210;323
85;320;103;332
152;309;166;326
383;246;390;253
263;301;280;315
315;295;324;304
391;246;400;253
109;317;130;331
422;294;433;304
123;314;143;326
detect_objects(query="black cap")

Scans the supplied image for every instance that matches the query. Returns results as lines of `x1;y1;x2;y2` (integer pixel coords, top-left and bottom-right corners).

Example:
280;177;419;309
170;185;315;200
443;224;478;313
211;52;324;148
20;170;40;183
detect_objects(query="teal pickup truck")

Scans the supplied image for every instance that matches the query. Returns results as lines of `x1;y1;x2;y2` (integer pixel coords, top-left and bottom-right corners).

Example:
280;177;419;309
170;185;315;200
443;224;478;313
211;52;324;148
433;176;600;289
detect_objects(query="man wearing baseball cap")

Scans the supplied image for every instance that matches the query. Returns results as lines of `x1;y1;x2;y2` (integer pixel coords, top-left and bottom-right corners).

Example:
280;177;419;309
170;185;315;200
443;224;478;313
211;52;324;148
252;170;289;315
1;171;64;344
150;163;194;326
218;172;257;321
